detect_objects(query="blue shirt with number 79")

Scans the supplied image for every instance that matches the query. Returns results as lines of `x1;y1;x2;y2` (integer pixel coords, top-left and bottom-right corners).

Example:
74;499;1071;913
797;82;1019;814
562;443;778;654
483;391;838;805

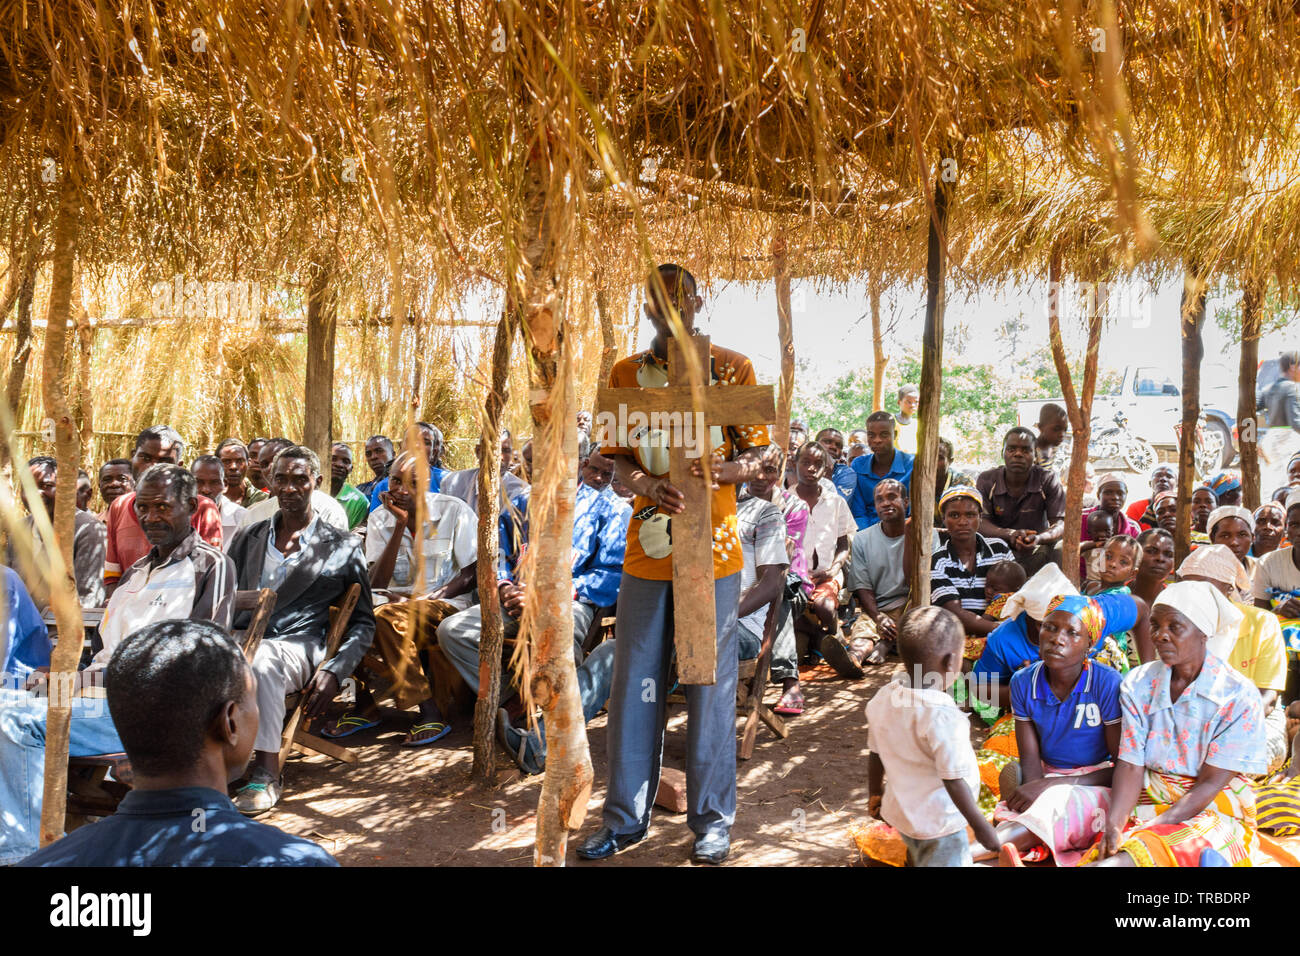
1010;660;1122;770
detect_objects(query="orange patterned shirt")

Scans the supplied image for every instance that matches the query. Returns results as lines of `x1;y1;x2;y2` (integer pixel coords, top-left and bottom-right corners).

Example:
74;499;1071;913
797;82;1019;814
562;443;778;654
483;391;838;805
600;343;771;581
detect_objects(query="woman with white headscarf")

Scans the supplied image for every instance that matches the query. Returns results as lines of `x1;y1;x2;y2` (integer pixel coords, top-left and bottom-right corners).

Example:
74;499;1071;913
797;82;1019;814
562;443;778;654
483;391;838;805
1206;505;1258;603
1083;581;1268;867
1178;545;1289;773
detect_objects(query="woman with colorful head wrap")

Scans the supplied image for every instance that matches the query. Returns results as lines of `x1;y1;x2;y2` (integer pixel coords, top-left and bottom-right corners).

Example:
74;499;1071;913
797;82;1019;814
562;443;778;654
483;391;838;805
971;592;1127;866
1082;581;1268;867
1207;471;1243;508
967;567;1151;814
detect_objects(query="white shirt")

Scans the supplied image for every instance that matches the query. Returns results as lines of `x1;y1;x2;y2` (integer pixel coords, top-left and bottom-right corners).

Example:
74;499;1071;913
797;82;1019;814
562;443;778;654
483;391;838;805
260;514;322;591
790;481;855;581
237;489;348;533
214;494;248;552
439;467;529;514
365;492;478;608
865;674;980;840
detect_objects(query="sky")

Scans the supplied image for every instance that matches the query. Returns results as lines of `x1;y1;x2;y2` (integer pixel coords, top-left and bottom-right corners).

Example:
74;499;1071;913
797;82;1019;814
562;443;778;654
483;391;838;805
690;274;1289;395
443;271;1296;419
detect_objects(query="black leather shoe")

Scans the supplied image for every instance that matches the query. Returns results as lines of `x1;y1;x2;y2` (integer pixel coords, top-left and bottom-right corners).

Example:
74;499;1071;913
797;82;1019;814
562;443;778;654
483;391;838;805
691;831;730;864
576;826;648;861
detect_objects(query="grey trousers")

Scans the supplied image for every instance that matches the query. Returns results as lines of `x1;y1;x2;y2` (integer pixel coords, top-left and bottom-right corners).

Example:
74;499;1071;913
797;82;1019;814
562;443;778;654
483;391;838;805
602;572;740;840
436;600;596;695
250;634;325;753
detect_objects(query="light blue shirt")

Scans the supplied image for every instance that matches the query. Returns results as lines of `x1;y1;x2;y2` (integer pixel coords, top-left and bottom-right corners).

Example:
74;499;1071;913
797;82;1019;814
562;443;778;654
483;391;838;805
1117;653;1267;777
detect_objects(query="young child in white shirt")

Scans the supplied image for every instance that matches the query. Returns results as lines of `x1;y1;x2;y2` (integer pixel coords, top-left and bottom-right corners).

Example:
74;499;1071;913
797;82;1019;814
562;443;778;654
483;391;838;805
866;605;1002;866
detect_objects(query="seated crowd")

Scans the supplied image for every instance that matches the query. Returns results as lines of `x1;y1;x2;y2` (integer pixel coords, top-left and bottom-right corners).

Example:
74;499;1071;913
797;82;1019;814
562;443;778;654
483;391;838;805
2;318;1298;868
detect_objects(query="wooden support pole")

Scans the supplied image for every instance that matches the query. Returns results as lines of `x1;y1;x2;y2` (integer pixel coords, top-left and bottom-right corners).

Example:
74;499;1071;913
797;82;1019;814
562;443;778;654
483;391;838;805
906;172;953;607
303;261;336;467
1175;266;1209;567
3;250;37;466
1238;277;1263;511
772;232;795;455
869;275;887;413
596;284;618;392
1046;254;1103;587
471;308;516;781
526;323;590;866
38;180;85;847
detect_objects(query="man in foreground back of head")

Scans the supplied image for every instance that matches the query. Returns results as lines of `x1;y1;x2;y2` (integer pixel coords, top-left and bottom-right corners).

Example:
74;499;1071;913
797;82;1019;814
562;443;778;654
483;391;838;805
19;620;336;866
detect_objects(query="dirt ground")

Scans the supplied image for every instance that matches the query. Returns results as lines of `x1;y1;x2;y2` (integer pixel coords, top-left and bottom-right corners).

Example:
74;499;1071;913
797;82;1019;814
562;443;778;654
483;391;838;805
261;661;900;867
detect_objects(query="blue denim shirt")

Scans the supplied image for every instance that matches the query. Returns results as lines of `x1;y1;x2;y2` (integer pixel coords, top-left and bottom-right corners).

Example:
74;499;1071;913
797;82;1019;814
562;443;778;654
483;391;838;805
498;482;629;608
1;567;50;681
849;450;915;529
19;786;338;867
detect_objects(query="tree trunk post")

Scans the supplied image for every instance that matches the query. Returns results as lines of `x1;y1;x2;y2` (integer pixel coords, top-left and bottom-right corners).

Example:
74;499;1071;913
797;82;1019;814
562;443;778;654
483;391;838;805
471;308;516;781
1046;254;1103;587
38;181;85;847
524;310;589;866
870;276;887;413
906;171;953;607
595;283;618;393
1175;267;1208;567
1238;277;1262;511
773;232;795;455
3;251;38;466
304;260;337;468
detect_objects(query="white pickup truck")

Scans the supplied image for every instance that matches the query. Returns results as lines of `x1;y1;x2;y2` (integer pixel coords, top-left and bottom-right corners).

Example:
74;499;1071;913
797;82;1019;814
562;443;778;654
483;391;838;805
1017;363;1239;469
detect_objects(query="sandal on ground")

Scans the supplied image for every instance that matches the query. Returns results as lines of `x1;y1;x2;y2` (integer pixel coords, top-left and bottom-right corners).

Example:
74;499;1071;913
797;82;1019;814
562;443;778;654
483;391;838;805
820;633;867;680
402;720;452;747
773;688;805;716
320;712;381;739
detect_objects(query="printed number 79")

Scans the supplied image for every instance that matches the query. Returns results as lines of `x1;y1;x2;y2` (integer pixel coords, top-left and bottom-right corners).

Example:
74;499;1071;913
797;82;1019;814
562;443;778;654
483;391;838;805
1073;702;1101;728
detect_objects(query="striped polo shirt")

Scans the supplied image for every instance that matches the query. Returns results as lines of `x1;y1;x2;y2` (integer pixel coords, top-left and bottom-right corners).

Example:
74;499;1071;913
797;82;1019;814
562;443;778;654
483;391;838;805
929;533;1012;614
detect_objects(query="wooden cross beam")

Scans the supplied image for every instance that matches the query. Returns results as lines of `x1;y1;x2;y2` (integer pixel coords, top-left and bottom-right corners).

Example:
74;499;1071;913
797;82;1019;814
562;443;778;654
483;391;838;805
596;335;776;684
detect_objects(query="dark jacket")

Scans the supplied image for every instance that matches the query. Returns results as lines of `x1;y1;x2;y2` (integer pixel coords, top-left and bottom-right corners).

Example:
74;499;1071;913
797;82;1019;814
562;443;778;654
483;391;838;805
226;516;375;681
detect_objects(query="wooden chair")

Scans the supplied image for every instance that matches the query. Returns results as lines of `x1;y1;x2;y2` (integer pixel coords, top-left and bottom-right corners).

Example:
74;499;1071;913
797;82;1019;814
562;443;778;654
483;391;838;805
234;588;277;662
277;583;362;772
737;599;789;760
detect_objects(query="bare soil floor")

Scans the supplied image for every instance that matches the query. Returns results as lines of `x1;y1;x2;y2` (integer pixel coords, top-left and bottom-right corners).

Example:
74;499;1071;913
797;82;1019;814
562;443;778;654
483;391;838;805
262;661;899;867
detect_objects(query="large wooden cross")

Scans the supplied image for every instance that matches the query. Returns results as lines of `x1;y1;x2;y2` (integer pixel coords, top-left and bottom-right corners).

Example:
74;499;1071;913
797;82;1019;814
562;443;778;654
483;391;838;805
595;335;776;684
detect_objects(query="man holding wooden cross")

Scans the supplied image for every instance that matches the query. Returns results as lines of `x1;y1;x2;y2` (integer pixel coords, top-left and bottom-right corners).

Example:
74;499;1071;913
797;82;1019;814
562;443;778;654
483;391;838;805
578;264;774;865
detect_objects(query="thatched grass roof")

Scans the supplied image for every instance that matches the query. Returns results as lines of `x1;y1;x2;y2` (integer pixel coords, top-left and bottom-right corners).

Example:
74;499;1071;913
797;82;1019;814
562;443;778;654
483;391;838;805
2;2;1300;458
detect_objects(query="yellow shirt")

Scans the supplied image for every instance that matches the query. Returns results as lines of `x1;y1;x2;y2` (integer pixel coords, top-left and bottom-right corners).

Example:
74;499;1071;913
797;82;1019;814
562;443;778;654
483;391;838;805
1228;602;1287;691
601;344;771;581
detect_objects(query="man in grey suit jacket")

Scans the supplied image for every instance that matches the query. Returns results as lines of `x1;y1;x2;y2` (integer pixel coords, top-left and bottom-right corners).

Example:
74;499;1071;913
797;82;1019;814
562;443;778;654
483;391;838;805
225;445;375;815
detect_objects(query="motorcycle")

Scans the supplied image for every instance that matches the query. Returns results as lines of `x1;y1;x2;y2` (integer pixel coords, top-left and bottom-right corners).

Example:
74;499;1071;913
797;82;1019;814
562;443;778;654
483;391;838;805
1057;410;1158;473
1173;411;1224;480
